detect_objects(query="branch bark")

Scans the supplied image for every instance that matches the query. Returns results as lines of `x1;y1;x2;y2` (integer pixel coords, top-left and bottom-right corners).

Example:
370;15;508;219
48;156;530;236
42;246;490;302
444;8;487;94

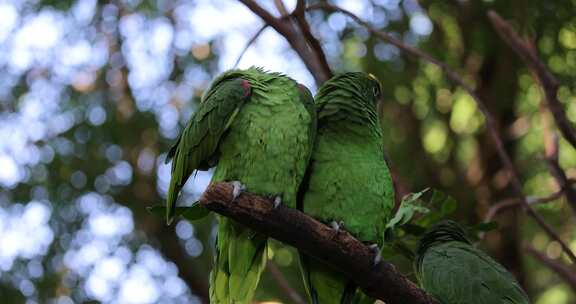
487;10;576;150
307;2;576;265
294;0;332;81
238;0;332;85
199;182;438;304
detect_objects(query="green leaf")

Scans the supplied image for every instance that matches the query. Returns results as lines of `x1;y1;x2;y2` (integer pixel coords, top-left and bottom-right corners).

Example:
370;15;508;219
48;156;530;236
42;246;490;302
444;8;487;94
386;188;430;231
429;190;457;216
181;204;210;221
146;203;210;222
415;190;459;227
146;205;165;216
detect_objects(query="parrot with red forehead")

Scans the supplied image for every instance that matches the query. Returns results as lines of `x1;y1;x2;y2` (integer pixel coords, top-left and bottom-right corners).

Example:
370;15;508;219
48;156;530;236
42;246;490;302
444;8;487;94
165;67;316;303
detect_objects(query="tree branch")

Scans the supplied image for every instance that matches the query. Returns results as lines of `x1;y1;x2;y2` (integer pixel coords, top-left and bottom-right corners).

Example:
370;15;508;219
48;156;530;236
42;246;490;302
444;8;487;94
543;132;576;216
526;245;576;293
198;182;438;304
266;261;306;304
307;2;576;265
157;225;209;303
293;0;332;81
484;189;565;223
273;0;289;17
234;23;268;68
487;11;576;150
237;0;332;84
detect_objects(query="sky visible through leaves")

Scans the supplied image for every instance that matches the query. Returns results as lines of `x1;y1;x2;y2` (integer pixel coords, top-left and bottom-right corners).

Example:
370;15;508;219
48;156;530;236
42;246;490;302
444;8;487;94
1;0;575;303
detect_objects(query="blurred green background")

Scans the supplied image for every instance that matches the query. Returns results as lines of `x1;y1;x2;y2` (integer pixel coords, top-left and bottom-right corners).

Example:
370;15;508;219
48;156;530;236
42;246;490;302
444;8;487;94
0;0;575;303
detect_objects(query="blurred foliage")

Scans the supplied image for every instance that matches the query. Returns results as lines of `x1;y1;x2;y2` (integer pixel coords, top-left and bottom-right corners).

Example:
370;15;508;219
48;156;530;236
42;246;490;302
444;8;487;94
0;0;575;303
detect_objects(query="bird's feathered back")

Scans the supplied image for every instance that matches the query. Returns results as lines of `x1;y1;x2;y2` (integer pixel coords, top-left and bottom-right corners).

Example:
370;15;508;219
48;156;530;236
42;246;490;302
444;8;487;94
416;220;530;304
315;72;382;127
416;220;470;271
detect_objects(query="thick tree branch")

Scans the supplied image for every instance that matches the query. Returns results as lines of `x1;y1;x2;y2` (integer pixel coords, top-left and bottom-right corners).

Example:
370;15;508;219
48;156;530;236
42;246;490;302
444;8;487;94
238;0;332;84
307;2;576;265
487;11;576;150
294;0;332;81
273;0;290;17
199;182;438;304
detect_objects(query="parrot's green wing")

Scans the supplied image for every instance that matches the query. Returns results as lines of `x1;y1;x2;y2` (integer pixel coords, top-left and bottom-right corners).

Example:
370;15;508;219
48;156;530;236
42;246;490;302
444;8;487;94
299;83;318;156
299;73;393;304
416;221;530;304
201;68;314;303
165;74;251;224
299;254;356;304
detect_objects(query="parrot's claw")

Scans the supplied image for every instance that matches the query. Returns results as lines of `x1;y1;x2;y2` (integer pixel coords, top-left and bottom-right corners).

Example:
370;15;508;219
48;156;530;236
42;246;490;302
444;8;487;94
273;196;282;209
330;221;340;231
231;181;246;201
369;244;382;266
330;221;345;232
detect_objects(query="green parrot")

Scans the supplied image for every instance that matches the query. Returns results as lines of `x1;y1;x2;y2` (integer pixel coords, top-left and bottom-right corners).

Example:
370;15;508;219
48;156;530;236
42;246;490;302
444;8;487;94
416;220;530;304
165;67;315;303
298;72;395;304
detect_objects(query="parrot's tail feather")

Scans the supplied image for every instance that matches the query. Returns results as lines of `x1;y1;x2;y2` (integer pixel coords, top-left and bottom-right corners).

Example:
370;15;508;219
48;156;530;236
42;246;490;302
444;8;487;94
341;281;357;304
165;179;180;225
300;252;354;304
210;216;267;304
299;253;320;304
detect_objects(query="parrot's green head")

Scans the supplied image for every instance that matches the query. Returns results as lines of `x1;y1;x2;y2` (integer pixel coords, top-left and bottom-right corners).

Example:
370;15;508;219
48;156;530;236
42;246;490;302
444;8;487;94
416;220;470;259
316;72;382;109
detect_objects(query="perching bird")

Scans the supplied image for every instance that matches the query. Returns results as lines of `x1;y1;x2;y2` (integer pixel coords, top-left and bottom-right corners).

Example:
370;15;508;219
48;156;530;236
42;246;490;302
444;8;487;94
165;67;315;303
298;72;395;304
416;220;530;304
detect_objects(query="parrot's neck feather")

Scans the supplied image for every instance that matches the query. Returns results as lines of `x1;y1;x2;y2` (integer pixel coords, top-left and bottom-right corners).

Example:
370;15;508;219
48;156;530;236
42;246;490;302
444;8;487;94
416;220;471;267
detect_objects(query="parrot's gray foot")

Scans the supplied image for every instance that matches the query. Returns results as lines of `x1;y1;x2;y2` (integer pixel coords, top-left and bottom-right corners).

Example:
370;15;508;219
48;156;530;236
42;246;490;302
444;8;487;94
369;244;382;266
230;181;246;201
330;221;340;231
273;196;282;209
330;221;345;232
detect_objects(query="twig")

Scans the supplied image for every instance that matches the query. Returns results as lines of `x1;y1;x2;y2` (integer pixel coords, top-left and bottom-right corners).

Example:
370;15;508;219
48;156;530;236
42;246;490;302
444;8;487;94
307;2;576;265
274;0;289;17
199;182;438;304
526;245;576;293
541;104;576;215
233;24;268;68
541;99;576;218
484;190;565;223
487;11;576;150
293;0;332;80
546;155;576;216
267;261;306;304
238;0;332;84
